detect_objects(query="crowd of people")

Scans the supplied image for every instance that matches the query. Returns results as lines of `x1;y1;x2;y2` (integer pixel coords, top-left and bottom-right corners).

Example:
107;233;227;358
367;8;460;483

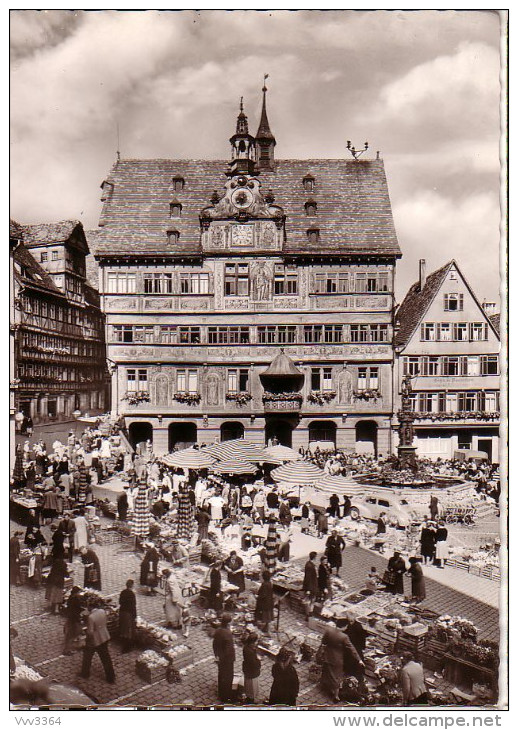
10;427;499;707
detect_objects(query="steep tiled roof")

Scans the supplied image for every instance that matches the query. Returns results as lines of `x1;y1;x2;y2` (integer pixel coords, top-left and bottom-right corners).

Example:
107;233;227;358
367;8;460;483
13;243;64;297
94;158;401;258
84;229;101;288
394;261;452;348
10;219;23;240
488;313;500;336
21;220;84;247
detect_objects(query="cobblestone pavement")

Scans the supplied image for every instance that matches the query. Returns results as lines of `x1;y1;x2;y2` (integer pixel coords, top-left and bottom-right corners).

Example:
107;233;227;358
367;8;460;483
10;515;500;708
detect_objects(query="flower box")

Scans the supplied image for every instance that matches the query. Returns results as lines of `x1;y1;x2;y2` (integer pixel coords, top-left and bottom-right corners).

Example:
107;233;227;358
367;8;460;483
225;392;252;406
173;392;201;405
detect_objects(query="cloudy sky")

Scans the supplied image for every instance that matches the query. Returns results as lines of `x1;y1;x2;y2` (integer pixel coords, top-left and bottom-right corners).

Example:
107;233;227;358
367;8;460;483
10;9;504;302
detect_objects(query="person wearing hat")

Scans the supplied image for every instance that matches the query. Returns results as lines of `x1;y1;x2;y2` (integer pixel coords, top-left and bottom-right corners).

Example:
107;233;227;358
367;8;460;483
118;579;137;652
344;610;368;660
242;632;261;703
140;543;160;595
325;529;346;576
224;550;245;593
408;557;426;603
420;521;437;566
212;613;235;702
319;622;363;703
209;561;223;612
269;647;299;706
386;551;406;595
9;531;23;586
59;512;76;562
302;552;318;620
170;539;190;568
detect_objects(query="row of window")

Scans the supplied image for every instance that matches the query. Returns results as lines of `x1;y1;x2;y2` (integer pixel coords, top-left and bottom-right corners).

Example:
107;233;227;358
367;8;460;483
17;363;105;381
409;391;500;414
105;268;393;295
420;322;489;342
169;200;320;218
111;323;390;345
403;355;499;377
21;295;103;331
126;367;379;396
21;332;104;358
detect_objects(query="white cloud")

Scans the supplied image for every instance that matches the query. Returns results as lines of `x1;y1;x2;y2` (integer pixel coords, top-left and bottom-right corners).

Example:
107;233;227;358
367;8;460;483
393;190;501;302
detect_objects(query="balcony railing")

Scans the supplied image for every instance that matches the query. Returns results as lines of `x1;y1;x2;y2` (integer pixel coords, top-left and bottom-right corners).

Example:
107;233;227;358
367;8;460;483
262;392;303;412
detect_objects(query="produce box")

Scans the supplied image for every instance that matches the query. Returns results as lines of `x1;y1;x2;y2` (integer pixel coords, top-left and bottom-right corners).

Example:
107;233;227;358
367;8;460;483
163;644;194;669
135;661;168;684
135;652;169;684
96;530;122;546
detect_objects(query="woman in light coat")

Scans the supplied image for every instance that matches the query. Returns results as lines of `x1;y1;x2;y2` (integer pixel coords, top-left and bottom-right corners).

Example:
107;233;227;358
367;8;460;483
163;569;184;630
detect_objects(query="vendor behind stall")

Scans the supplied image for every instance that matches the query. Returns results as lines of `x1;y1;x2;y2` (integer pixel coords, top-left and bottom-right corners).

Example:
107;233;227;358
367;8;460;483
224;551;245;593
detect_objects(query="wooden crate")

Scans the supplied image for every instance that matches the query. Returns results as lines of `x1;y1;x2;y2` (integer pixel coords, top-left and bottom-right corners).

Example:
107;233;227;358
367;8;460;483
96;531;122;546
135;660;168;684
167;647;194;670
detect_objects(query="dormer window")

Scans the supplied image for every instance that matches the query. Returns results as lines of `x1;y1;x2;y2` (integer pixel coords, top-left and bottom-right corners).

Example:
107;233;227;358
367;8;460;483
305;200;317;216
167;229;180;245
307;228;320;244
100;181;114;202
303;175;315;192
169;201;182;218
172;176;185;192
41;252;48;262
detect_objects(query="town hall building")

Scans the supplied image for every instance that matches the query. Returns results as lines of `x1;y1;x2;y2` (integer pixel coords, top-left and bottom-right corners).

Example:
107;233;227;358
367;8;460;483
93;89;402;456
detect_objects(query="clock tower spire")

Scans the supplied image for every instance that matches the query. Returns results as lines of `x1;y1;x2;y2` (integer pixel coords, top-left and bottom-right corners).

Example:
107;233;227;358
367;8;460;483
255;75;276;171
229;97;257;176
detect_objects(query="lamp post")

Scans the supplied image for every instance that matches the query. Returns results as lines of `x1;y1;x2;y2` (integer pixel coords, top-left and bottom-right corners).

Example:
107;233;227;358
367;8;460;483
397;374;418;471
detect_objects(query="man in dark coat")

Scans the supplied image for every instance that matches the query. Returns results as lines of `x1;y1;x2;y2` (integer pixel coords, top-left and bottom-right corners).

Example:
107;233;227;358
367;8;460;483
255;570;275;634
266;489;279;510
319;624;363;702
50;524;66;561
387;551;406;595
212;613;235;702
342;495;351;518
119;579;137;652
302;551;318;619
9;532;23;585
59;513;76;562
325;530;346;575
117;490;129;521
209;562;223;612
344;611;368;659
328;494;340;518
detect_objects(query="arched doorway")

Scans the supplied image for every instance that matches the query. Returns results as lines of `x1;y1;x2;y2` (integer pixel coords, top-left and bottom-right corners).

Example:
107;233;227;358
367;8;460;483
220;422;245;442
309;420;337;451
129;422;153;452
265;419;294;447
169;422;197;451
355;420;378;456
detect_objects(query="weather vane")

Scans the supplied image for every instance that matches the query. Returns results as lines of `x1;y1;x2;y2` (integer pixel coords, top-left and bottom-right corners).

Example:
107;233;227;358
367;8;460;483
263;73;269;92
346;140;369;160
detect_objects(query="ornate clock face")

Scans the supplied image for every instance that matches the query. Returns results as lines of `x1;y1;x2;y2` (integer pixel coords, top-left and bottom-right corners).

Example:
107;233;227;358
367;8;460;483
231;187;254;210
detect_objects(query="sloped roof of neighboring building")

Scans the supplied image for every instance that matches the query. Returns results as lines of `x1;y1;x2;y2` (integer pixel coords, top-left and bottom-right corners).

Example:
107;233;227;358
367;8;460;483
395;260;500;348
488;313;500;336
13;243;64;297
94;158;401;258
10;219;23;240
21;220;88;252
84;229;101;288
394;261;453;348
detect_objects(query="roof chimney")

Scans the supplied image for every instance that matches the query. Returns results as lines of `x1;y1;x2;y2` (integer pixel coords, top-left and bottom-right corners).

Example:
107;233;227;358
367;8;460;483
419;259;426;291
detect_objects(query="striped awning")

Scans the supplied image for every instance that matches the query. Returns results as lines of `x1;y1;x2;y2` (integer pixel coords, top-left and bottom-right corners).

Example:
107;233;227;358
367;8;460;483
212;459;258;475
263;445;303;463
162;447;215;470
271;461;325;486
204;439;268;462
315;474;364;495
